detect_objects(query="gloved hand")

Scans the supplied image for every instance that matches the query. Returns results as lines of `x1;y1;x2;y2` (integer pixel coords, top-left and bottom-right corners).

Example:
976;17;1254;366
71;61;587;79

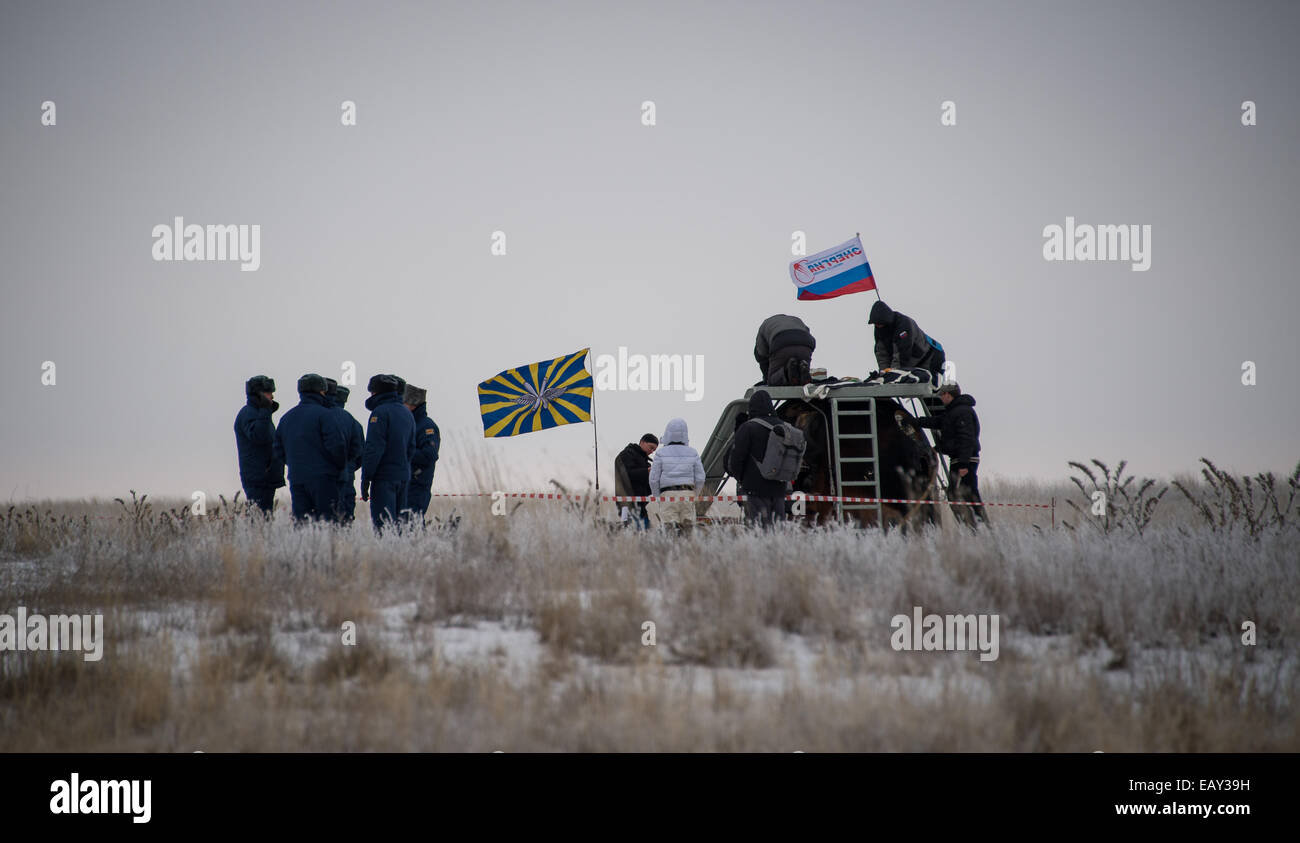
360;481;370;502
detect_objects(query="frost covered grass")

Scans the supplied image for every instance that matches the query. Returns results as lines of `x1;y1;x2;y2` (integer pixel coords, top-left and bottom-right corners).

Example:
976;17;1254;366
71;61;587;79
0;490;1297;751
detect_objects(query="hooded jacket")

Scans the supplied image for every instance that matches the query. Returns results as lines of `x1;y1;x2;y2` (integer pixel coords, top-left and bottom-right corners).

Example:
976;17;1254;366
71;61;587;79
615;443;653;497
272;392;348;483
331;394;365;485
916;394;980;467
869;301;940;370
727;391;790;498
362;391;416;484
410;403;441;490
235;394;285;488
754;314;816;371
649;418;705;495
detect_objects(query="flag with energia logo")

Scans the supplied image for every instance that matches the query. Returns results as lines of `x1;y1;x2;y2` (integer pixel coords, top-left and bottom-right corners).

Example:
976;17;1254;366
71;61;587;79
478;348;594;438
789;234;876;300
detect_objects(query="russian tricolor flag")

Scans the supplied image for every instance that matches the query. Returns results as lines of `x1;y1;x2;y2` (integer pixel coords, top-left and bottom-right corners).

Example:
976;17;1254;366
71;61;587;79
789;235;876;301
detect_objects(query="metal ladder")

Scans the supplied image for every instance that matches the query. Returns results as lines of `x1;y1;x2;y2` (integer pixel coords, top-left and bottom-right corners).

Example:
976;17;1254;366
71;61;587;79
829;395;883;524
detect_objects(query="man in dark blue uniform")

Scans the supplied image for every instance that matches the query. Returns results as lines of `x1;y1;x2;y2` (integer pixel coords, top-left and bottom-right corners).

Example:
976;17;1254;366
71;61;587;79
361;374;416;532
234;375;285;513
272;373;348;522
403;384;441;522
330;383;365;523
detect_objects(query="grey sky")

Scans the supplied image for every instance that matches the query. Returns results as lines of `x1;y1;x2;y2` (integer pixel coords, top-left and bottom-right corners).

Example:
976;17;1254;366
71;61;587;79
2;0;1298;500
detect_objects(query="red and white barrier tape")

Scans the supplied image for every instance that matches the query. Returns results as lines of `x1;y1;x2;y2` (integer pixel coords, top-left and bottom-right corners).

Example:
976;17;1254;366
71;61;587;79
50;493;1051;521
430;492;1052;509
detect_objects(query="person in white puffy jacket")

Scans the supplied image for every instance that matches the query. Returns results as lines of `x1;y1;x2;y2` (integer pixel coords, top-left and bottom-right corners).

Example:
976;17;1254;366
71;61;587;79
648;417;706;531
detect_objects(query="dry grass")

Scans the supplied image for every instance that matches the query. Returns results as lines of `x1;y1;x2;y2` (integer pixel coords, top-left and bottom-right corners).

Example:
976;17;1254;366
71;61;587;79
1;467;1297;751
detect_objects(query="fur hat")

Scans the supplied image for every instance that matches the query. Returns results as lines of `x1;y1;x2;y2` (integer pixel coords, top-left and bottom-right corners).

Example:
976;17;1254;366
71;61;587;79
335;385;351;405
297;373;327;394
403;384;427;406
245;375;275;396
367;374;399;394
324;377;338;396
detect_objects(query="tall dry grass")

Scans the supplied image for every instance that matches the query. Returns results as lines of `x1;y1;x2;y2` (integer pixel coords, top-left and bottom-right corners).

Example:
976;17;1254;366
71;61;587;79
1;463;1297;751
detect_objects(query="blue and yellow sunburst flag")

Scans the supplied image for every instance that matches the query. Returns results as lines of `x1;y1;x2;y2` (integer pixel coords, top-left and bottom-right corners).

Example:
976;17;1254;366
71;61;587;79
478;348;594;438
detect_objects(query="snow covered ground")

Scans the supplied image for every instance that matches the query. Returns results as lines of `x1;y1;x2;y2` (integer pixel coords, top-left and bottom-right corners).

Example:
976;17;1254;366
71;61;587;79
1;499;1296;751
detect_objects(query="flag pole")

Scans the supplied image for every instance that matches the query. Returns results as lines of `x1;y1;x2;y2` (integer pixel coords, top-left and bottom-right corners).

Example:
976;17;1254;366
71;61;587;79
859;231;881;301
591;373;599;492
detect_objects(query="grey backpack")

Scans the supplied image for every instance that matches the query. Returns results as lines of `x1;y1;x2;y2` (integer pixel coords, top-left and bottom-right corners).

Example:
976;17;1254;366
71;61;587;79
750;419;806;482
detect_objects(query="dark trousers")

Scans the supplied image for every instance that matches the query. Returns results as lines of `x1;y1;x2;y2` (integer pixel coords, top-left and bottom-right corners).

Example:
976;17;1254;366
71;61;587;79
922;347;946;385
744;493;785;528
766;345;813;386
949;463;988;526
369;479;408;531
619;502;650;529
408;484;432;519
289;479;341;522
242;483;276;514
621;501;651;529
338;481;357;522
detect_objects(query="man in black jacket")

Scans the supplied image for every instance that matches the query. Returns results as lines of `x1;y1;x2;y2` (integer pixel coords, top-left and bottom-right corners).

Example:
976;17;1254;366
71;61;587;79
615;434;658;528
727;390;789;528
868;300;946;383
754;314;816;386
915;383;986;526
234;375;285;513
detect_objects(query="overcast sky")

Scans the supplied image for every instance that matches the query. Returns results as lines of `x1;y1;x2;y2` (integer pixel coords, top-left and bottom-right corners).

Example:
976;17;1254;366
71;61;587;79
2;0;1298;500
